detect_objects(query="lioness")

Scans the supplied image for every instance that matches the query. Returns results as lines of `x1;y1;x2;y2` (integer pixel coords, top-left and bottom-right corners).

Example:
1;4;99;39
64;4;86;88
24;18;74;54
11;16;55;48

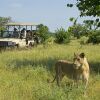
49;53;89;88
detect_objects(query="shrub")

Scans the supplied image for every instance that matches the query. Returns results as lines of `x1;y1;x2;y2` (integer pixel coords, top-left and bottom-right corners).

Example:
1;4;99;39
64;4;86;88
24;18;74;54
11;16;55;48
68;24;88;39
79;36;88;45
42;37;55;48
37;24;50;43
88;31;100;44
55;28;71;44
39;32;50;43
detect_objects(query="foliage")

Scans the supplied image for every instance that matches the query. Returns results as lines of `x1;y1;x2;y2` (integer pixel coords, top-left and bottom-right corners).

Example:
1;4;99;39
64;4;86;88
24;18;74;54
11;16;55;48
42;37;55;48
55;28;71;44
69;17;78;25
67;0;100;17
68;24;88;39
88;30;100;44
0;16;11;31
37;24;50;43
44;37;54;44
67;0;100;29
76;0;100;17
79;36;88;45
83;19;100;30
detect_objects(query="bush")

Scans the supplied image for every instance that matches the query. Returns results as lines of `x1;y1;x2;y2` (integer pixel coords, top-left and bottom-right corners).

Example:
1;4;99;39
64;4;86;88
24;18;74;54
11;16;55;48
68;24;88;39
39;32;50;43
42;37;55;48
37;24;50;43
88;31;100;44
55;28;71;44
79;36;88;45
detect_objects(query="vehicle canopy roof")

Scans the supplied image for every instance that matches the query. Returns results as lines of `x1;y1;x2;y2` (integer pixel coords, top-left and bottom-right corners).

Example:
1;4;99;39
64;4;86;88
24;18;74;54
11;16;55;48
6;22;38;26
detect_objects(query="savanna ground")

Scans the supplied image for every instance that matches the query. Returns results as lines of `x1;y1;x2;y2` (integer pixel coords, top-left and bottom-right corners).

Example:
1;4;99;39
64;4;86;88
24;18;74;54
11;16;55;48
0;40;100;100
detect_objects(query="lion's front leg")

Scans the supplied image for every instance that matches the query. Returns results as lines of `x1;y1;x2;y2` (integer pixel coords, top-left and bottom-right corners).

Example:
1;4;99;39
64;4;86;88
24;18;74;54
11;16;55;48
82;72;89;89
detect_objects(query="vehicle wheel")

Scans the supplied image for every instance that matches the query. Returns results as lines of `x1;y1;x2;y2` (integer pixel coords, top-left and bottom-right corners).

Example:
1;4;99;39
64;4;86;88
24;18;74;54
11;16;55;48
15;44;19;48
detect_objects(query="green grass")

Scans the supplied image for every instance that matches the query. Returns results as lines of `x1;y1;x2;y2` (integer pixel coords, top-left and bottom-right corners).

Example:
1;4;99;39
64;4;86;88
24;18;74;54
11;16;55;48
0;41;100;100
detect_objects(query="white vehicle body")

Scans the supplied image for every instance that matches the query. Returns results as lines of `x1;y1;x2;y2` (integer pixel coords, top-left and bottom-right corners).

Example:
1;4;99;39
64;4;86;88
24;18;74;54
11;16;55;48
0;22;38;48
0;38;34;47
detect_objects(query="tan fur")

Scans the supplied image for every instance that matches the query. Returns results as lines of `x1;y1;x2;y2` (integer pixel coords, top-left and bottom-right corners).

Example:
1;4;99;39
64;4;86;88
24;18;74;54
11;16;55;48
50;53;89;88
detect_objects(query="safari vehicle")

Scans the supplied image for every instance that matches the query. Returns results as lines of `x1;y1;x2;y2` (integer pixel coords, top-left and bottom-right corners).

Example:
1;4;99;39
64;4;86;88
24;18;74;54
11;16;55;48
0;22;39;48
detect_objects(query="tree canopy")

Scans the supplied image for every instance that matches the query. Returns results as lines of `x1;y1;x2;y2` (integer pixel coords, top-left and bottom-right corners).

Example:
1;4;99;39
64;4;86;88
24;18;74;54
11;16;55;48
76;0;100;17
37;24;50;43
0;17;11;31
67;0;100;28
67;0;100;17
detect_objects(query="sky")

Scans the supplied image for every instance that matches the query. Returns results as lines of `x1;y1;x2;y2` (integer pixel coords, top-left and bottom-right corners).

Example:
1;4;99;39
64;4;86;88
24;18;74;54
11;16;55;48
0;0;91;32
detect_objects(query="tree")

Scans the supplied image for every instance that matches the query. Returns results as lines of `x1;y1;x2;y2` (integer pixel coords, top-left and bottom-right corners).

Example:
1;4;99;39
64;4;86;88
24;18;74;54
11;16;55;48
76;0;100;17
69;17;78;25
67;0;100;17
0;16;12;31
68;24;88;39
67;0;100;28
88;30;100;44
83;19;100;30
37;24;49;43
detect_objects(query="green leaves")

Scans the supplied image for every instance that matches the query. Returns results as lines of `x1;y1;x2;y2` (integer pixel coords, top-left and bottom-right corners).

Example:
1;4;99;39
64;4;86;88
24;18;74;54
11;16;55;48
0;17;11;27
0;16;12;31
76;0;100;17
37;24;50;43
55;28;71;44
67;4;73;7
67;0;100;29
88;30;100;44
68;24;88;39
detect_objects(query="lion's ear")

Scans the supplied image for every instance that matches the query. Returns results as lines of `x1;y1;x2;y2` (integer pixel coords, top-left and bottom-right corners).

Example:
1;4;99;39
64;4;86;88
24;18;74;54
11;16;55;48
80;53;85;58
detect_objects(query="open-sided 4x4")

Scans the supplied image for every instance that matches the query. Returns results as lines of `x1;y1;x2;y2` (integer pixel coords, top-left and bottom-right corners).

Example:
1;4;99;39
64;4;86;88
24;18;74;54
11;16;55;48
0;22;39;48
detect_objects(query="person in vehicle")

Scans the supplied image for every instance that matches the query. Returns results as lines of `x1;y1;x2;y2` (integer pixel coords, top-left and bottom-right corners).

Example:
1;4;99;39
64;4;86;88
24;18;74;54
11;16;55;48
13;28;19;38
20;28;26;39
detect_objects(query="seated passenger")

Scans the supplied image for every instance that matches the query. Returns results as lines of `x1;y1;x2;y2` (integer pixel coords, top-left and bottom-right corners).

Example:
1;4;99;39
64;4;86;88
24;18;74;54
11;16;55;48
13;28;19;38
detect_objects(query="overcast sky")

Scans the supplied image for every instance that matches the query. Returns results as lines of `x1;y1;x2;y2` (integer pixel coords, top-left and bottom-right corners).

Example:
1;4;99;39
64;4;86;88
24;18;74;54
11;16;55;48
0;0;91;32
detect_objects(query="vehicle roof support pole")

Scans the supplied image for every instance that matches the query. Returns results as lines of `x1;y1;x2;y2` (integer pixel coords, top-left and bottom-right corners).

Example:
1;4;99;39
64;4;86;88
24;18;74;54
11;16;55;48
8;26;9;34
26;25;27;30
31;25;32;31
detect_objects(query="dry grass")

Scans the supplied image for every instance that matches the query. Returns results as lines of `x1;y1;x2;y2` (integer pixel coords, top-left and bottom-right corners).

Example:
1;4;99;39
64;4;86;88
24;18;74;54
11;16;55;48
0;41;100;100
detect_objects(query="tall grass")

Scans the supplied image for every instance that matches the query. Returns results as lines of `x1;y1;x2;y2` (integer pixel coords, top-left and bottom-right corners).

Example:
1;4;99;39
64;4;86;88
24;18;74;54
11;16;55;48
0;41;100;100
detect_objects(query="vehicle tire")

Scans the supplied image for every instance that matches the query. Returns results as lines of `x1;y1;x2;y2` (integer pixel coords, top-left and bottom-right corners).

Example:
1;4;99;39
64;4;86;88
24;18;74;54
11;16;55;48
15;44;19;48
